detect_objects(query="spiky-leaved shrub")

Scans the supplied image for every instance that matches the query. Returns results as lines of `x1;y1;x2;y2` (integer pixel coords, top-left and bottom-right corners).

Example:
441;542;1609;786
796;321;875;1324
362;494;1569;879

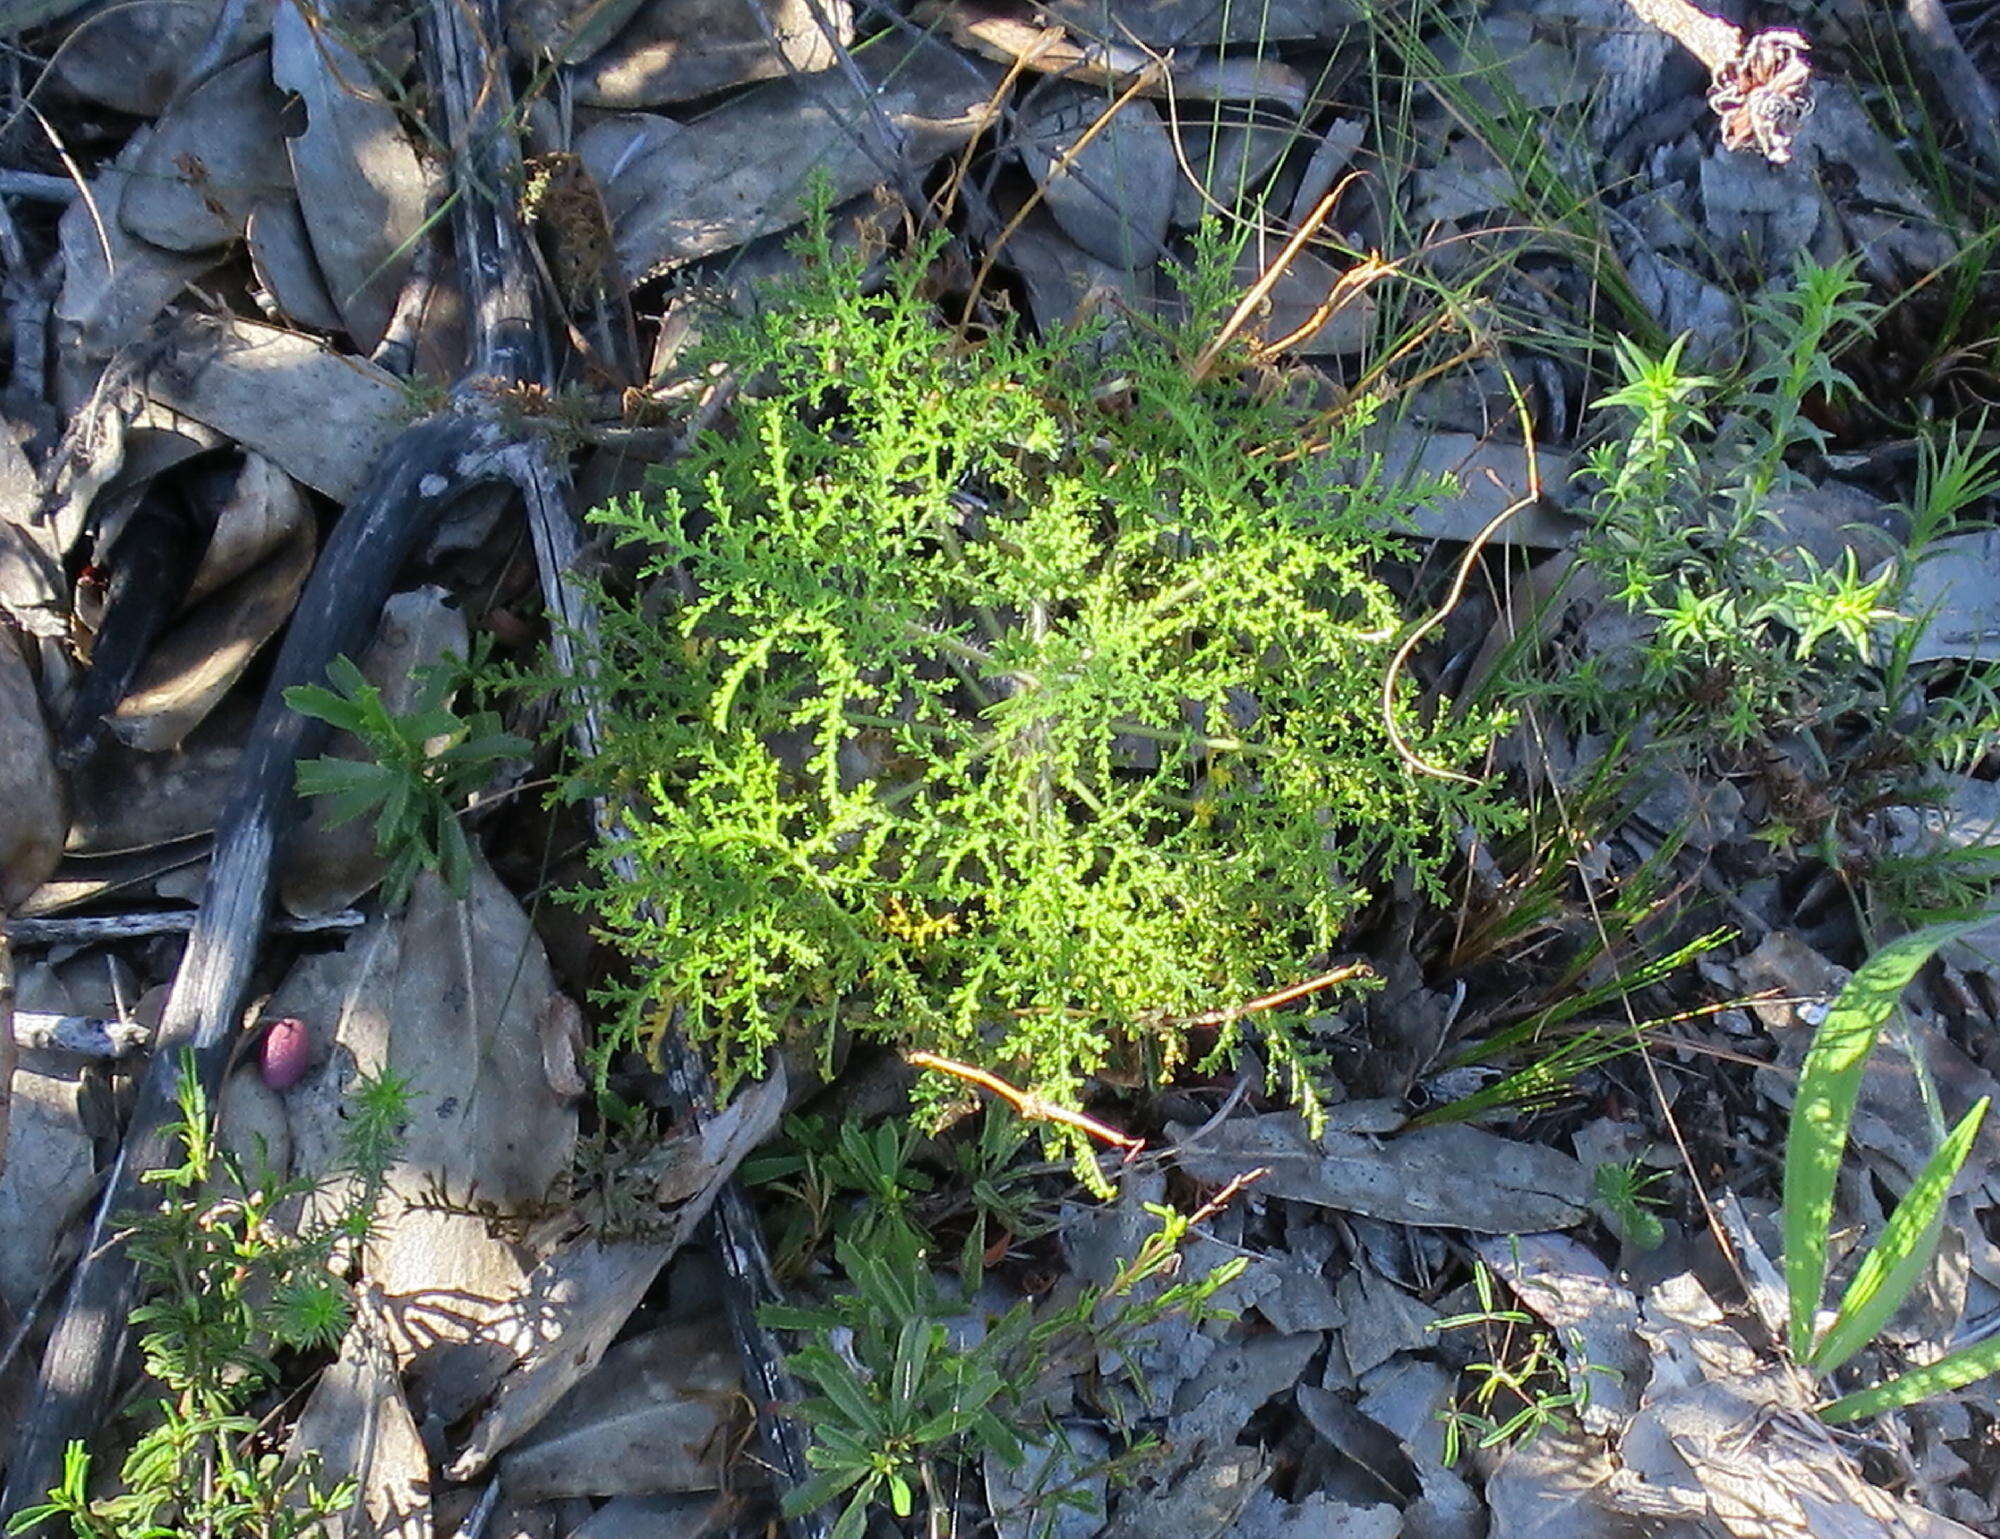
568;219;1507;1124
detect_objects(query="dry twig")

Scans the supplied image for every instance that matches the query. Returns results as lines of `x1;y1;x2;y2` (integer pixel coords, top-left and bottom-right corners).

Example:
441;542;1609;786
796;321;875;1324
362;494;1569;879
907;1051;1146;1153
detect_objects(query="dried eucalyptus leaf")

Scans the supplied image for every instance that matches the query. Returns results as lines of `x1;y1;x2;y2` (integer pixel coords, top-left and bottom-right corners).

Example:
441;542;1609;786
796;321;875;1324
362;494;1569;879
1171;1113;1591;1231
0;632;64;911
1039;0;1352;45
440;1073;784;1479
246;196;346;333
282;1299;431;1539
567;0;850;106
1015;82;1176;269
48;0;271;115
122;51;294;252
272;0;432;352
498;1322;746;1498
277;855;579;1372
606;33;1001;279
143;315;405;503
0;1054;93;1313
55;132;217;398
107;456;315;753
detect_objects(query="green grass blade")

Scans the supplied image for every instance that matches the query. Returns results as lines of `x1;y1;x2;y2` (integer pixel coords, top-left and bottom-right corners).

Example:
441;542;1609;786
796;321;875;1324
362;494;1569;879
1820;1328;2000;1422
1812;1097;1988;1373
1783;919;1988;1357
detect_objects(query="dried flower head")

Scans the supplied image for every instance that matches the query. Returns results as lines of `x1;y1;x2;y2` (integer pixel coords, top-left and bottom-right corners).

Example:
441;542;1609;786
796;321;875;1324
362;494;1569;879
1623;0;1815;164
1709;29;1815;164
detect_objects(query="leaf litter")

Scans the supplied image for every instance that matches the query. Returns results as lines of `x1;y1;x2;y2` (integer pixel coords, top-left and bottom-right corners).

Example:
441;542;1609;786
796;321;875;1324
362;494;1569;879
0;0;1998;1535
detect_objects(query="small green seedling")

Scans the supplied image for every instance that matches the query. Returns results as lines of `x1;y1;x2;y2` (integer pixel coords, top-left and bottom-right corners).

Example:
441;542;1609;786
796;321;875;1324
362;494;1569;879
767;1233;1024;1539
1593;1157;1668;1251
1433;1261;1611;1464
767;1188;1250;1538
10;1056;412;1539
286;651;528;905
1783;918;1998;1421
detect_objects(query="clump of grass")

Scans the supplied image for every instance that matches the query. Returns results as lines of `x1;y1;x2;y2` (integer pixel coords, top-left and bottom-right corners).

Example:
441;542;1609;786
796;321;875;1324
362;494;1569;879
560;210;1513;1131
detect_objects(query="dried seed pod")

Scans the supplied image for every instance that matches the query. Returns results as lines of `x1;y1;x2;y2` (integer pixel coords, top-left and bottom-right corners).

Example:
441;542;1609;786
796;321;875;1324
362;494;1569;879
258;1016;312;1091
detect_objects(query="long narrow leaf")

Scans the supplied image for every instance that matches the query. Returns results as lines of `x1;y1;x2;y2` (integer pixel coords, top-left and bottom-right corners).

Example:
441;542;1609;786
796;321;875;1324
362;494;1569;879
889;1318;933;1421
1783;919;1988;1356
1820;1329;2000;1423
1812;1097;1988;1373
792;1349;884;1441
781;1463;868;1517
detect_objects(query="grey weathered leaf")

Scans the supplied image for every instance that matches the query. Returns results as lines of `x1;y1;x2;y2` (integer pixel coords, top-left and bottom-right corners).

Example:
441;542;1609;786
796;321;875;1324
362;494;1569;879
1000;203;1154;339
48;0;271;115
1334;1266;1438;1378
0;422;63;637
1171;1113;1590;1231
246;197;346;333
0;1046;93;1314
567;1497;727;1539
0;632;63;910
568;0;850;106
1170;117;1300;227
987;1428;1109;1539
272;0;432;352
64;700;243;856
277;854;580;1377
54;133;217;398
1353;424;1580;547
1884;529;2000;665
441;1072;785;1479
142;316;406;503
1224;242;1375;356
1605;1272;1988;1538
499;1322;747;1498
605;33;1001;279
122;51;294;252
1168;1329;1323;1449
928;0;1310;107
1036;0;1352;45
1102;1446;1267;1539
1233;1490;1401;1539
282;1295;432;1539
1015;82;1176;270
106;455;315;753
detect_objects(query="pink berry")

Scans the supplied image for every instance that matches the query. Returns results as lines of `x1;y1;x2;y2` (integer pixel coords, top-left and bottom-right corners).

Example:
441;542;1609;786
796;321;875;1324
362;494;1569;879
259;1017;311;1091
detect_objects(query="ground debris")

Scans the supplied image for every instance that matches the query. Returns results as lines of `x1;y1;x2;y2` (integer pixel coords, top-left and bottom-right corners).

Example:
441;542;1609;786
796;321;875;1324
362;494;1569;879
1171;1113;1592;1232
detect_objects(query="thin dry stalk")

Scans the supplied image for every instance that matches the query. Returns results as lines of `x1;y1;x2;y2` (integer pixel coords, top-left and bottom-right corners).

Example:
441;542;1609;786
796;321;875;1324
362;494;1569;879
1177;962;1374;1029
1623;0;1815;162
908;1050;1146;1152
1190;186;1342;381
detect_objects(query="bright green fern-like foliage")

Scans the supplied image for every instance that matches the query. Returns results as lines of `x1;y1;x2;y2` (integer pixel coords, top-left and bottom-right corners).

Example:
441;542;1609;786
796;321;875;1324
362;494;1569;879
568;220;1507;1121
